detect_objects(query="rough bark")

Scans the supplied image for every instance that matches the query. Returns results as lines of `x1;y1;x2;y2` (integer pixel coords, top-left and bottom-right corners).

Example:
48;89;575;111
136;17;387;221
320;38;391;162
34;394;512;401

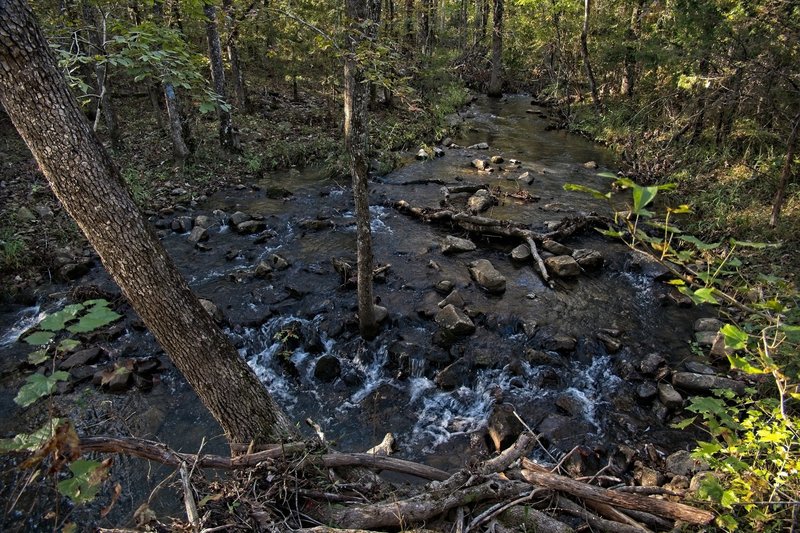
770;110;800;226
344;0;381;339
580;0;600;108
487;0;503;97
204;2;242;152
222;0;250;112
0;0;294;446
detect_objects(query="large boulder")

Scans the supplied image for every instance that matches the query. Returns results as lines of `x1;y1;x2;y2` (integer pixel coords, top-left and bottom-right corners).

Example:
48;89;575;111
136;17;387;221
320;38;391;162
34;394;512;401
442;235;476;254
229;211;251;226
435;304;476;337
468;259;506;294
544;255;581;278
314;355;341;383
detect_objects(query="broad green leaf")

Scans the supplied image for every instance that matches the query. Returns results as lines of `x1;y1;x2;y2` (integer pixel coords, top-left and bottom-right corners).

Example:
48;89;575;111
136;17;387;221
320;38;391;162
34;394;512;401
58;339;81;353
563;183;610;200
720;324;748;350
694;287;719;305
720;490;740;508
687;396;728;417
82;299;110;307
0;418;63;452
57;459;108;504
39;304;85;331
679;235;721;250
66;306;122;334
727;354;765;375
14;371;70;407
23;331;55;346
632;185;659;215
27;350;50;365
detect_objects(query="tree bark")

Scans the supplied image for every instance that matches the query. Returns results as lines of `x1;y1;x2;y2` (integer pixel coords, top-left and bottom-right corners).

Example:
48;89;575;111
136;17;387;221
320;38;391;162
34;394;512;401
770;110;800;226
345;0;381;340
487;0;503;97
204;2;242;152
580;0;600;108
222;0;250;113
0;0;294;447
83;3;123;150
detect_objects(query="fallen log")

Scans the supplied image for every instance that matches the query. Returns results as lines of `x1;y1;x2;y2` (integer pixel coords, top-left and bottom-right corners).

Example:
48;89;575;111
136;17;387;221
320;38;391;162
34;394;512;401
520;461;714;525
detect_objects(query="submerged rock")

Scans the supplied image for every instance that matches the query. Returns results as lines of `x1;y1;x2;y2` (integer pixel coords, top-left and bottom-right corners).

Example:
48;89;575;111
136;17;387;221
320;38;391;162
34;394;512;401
468;259;506;294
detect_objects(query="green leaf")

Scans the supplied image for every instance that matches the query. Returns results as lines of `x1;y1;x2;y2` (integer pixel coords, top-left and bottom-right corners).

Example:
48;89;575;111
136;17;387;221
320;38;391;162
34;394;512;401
632;185;659;214
730;239;780;249
198;101;217;114
670;416;696;429
39;304;85;331
66;306;122;334
23;331;55;346
596;171;617;179
596;228;624;238
58;339;81;353
27;350;50;365
694;287;719;304
727;354;765;375
720;324;748;350
679;235;721;250
0;418;63;452
563;183;610;200
57;460;107;504
14;371;70;407
780;325;800;343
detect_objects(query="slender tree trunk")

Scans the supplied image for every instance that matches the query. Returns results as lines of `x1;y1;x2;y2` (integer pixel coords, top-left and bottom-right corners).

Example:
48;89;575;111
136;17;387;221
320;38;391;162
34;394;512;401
345;0;381;340
770;110;800;227
148;83;166;130
0;0;295;446
204;2;242;152
222;0;250;113
420;0;431;54
404;0;415;53
487;0;503;97
83;3;122;150
620;0;644;97
580;0;600;108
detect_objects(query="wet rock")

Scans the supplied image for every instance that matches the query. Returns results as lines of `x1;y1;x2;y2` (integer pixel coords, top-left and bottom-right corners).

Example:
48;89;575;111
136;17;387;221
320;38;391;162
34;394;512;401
438;289;465;309
672;372;746;396
264;186;293;199
435;280;454;294
188;226;208;243
416;148;429;160
299;218;334;231
314;355;341;382
510;244;531;262
694;330;717;347
517;172;534;185
541;239;572;255
171;216;193;233
271;254;290;270
433;147;445;158
59;346;102;370
572;249;604;270
194;215;212;229
59;262;90;281
666;450;708;477
640;353;666;375
467;189;496;213
442;235;476;254
543;333;577;354
658;382;683;409
634;463;665;487
199;298;225;324
254;261;273;278
488;403;524;450
435;357;471;390
684;361;716;375
597;331;622;353
471;159;490;170
69;366;96;384
236;220;267;234
555;393;583;416
435;304;476;337
694;317;723;332
441;137;453;147
468;142;490;150
490;155;504;164
468;259;506;294
637;382;658;400
229;211;251;226
524;348;562;366
710;334;732;358
373;305;389;323
583;161;598;169
544;255;581;278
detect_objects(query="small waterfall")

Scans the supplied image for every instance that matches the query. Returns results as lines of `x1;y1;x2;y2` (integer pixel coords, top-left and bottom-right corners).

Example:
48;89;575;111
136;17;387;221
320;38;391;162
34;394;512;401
0;305;44;347
410;357;426;378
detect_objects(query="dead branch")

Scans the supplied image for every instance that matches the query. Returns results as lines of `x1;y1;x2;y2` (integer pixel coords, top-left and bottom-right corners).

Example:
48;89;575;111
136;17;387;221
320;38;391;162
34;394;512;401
584;500;652;532
478;432;538;474
520;464;714;525
556;496;650;533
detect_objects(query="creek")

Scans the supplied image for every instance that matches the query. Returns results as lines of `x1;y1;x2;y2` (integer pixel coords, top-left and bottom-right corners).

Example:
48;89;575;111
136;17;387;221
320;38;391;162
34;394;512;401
0;95;707;527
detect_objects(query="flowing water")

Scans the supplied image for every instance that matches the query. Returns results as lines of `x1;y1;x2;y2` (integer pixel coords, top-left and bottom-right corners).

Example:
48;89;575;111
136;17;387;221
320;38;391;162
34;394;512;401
0;95;707;526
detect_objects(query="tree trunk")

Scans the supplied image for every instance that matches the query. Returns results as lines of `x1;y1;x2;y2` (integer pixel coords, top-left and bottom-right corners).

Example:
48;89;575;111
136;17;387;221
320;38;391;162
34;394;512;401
0;0;295;447
222;0;250;113
487;0;503;97
580;0;600;108
83;3;123;150
770;110;800;227
620;0;644;97
404;0;415;53
344;0;381;340
420;0;431;54
148;83;165;131
204;2;242;152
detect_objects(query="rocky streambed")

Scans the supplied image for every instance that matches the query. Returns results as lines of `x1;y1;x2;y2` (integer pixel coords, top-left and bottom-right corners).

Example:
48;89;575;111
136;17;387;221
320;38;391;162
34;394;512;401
0;95;749;529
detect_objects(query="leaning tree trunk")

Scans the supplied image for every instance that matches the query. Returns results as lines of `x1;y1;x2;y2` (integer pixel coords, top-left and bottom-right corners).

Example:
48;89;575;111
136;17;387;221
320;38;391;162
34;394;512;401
580;0;600;108
770;110;800;227
344;0;381;340
487;0;503;97
204;2;242;152
0;0;295;447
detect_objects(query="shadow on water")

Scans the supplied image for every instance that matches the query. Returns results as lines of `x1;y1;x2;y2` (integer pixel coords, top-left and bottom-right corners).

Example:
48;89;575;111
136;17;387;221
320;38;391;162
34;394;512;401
0;94;708;528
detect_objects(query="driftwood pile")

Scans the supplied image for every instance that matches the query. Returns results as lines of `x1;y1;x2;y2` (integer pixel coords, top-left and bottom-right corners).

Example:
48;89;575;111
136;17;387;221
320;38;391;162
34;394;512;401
83;431;714;532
